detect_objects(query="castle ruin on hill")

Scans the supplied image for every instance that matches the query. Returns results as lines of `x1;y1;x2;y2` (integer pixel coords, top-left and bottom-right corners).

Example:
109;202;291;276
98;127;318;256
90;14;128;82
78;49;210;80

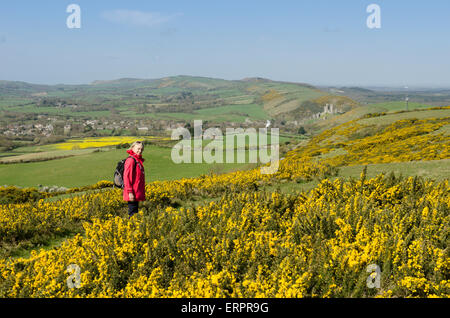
311;104;342;119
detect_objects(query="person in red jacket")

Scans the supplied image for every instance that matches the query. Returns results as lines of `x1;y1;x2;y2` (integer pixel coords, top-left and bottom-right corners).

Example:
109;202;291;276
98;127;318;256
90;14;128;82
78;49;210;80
123;141;146;217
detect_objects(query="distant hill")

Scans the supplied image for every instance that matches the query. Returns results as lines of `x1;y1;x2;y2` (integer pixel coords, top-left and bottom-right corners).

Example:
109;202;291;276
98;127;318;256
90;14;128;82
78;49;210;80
90;78;155;86
0;81;53;96
1;75;357;121
319;85;450;106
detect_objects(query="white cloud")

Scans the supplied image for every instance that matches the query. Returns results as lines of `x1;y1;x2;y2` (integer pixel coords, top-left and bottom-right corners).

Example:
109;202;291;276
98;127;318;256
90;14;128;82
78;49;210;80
101;10;182;27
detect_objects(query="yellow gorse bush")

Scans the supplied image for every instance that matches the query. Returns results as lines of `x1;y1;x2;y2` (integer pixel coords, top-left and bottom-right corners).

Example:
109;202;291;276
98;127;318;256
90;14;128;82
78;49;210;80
0;171;448;298
287;116;450;166
0;158;332;258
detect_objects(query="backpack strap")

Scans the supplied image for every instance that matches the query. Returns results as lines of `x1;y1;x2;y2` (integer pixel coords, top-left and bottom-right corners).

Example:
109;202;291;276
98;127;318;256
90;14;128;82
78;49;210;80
128;156;143;170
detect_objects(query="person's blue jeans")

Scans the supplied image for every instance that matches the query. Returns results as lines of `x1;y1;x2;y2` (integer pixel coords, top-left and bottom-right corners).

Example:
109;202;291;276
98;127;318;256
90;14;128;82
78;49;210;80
128;201;139;217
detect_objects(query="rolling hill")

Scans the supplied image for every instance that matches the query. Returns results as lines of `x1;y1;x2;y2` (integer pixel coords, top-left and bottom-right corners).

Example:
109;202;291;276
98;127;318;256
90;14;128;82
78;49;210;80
0;76;358;123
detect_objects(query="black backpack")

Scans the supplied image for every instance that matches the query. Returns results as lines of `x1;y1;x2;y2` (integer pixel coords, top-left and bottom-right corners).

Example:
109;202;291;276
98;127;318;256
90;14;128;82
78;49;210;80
113;156;139;189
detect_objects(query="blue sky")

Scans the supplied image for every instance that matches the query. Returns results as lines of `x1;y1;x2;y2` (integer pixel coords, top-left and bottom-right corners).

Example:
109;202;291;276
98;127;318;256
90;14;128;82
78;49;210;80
1;0;450;87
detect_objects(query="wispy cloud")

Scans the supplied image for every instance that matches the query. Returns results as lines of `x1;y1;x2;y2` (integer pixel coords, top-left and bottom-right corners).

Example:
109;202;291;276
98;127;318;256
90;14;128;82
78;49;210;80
101;10;182;27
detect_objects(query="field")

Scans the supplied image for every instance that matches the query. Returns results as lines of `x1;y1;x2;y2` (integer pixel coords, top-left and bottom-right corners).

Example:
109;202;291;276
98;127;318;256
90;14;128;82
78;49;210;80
0;132;294;188
364;101;438;112
0;76;330;125
0;145;263;188
261;158;450;195
309;103;449;134
120;104;270;123
0;148;99;164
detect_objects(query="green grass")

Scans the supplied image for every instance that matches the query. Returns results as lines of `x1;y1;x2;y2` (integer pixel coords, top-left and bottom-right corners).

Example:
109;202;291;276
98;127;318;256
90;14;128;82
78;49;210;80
365;101;436;113
177;131;296;151
0;97;34;108
0;131;293;188
0;145;264;188
9;144;62;153
0;152;28;158
338;159;450;181
8;235;75;260
4;104;112;117
261;83;326;116
312;104;449;135
358;108;450;126
195;104;269;121
120;103;270;123
0;132;293;188
0;148;99;163
261;158;450;195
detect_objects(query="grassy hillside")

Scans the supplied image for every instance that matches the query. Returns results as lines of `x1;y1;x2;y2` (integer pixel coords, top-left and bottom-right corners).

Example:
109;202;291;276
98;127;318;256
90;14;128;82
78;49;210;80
0;76;339;123
320;86;450;106
308;102;448;135
0;131;295;188
0;145;262;188
291;106;450;166
256;84;326;116
120;103;269;123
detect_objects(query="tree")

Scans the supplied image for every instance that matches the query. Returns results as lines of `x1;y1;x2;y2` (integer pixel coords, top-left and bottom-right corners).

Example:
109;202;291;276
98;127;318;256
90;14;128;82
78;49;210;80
298;126;306;135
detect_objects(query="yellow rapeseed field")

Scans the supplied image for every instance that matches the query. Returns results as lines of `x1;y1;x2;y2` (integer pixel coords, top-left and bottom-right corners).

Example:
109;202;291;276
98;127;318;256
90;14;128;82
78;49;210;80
56;136;168;150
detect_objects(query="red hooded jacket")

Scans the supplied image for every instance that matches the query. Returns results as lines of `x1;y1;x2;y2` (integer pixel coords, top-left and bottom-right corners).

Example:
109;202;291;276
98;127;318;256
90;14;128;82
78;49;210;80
123;149;146;201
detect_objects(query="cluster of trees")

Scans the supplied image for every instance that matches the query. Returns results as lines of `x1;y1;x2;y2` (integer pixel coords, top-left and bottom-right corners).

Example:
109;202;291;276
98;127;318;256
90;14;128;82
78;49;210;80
0;135;69;152
0;136;16;151
160;91;194;103
36;97;71;107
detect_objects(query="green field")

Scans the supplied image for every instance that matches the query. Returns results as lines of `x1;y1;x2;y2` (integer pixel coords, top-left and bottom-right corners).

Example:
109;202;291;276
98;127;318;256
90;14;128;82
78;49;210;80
358;108;450;126
3;104;112;117
0;130;298;188
0;76;332;123
119;103;269;123
0;148;98;163
365;101;437;113
0;145;267;188
262;158;450;194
